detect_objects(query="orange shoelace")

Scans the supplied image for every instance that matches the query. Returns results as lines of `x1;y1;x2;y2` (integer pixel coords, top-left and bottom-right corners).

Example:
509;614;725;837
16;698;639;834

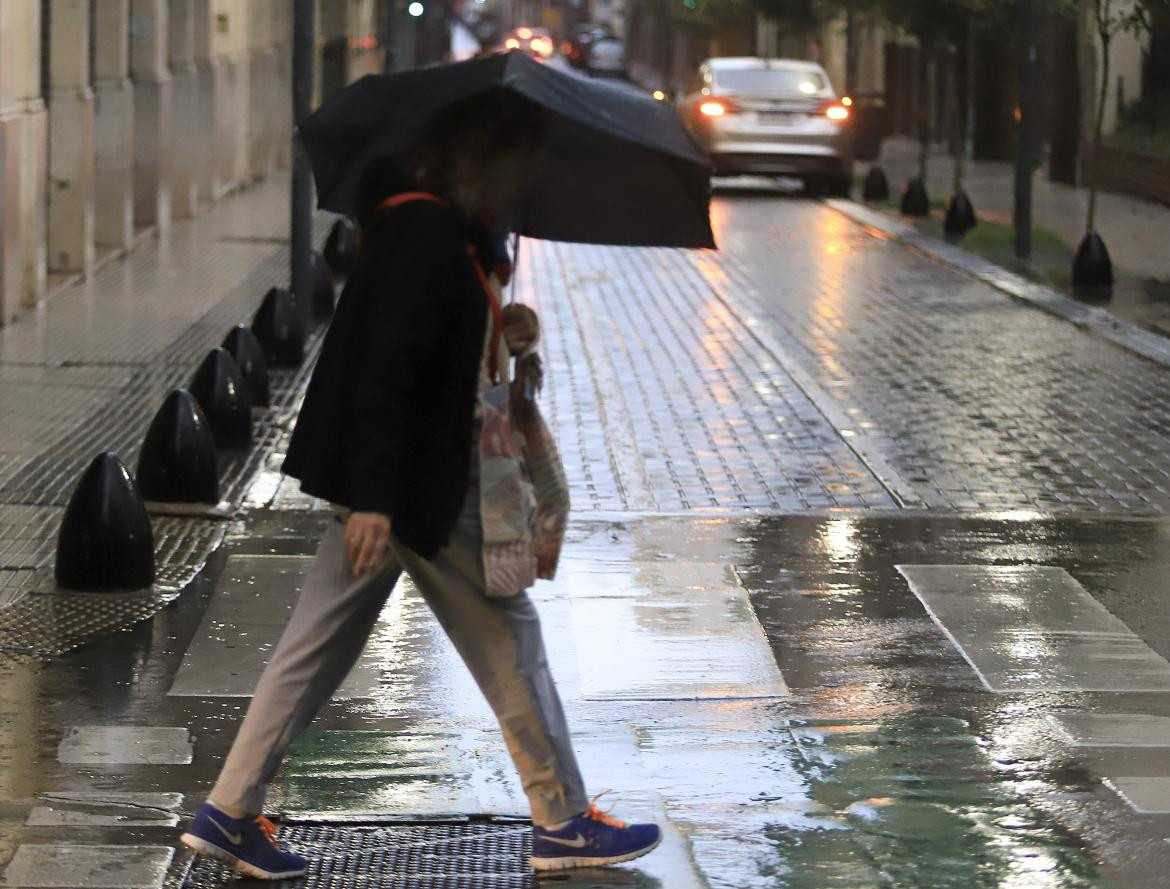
582;791;628;829
256;816;279;844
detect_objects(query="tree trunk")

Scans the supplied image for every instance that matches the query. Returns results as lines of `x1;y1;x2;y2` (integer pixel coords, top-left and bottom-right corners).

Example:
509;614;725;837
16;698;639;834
953;18;973;194
1087;28;1111;231
918;43;931;181
845;9;858;96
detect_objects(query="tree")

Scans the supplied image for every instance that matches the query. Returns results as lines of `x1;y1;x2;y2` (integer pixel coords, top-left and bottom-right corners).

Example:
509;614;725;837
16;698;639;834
1083;0;1170;231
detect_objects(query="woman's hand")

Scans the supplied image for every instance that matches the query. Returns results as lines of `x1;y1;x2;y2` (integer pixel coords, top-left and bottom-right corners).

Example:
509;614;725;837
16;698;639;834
502;303;540;356
346;512;392;576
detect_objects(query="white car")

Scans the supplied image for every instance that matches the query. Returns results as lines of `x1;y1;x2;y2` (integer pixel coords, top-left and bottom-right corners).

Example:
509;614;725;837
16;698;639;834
586;37;626;77
679;57;852;195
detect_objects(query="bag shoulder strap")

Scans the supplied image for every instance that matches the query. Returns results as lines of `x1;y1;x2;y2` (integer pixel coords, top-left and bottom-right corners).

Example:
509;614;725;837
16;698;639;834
375;191;449;213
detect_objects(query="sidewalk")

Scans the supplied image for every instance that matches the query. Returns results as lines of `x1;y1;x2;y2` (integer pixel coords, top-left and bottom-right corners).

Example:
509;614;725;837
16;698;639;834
0;178;327;655
874;136;1170;284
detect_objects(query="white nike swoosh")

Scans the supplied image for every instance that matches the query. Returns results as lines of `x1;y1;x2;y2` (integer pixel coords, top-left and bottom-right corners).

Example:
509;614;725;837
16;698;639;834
207;815;243;845
542;832;588;849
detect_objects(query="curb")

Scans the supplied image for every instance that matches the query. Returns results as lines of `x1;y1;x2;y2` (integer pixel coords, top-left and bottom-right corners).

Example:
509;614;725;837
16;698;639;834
825;199;1170;370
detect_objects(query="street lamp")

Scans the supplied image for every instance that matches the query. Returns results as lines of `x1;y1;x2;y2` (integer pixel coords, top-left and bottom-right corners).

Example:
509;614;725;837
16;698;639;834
408;2;425;16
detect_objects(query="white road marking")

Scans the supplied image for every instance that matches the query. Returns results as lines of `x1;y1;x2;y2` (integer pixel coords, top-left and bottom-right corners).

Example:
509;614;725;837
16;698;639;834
168;554;388;698
2;844;173;888
565;560;788;700
1047;713;1170;747
27;792;183;827
57;726;193;766
897;565;1170;693
1105;777;1170;814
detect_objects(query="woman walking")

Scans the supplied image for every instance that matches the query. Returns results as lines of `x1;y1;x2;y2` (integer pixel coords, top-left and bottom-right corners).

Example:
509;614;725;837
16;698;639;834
179;94;661;879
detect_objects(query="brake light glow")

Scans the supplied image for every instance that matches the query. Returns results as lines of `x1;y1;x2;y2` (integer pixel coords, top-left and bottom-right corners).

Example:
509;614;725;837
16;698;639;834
518;27;532;39
826;104;850;121
505;37;520;49
700;100;727;117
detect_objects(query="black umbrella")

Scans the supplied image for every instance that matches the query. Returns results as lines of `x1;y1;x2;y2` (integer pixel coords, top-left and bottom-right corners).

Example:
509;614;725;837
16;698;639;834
299;51;715;249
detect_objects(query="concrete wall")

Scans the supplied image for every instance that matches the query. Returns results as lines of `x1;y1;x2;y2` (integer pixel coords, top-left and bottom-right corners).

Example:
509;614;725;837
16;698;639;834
0;0;396;327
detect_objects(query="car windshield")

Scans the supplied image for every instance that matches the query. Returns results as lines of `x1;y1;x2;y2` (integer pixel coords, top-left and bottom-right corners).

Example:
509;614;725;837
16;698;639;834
713;68;828;97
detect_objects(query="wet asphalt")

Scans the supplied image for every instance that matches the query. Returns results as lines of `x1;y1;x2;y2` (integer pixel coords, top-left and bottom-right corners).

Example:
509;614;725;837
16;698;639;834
5;185;1170;887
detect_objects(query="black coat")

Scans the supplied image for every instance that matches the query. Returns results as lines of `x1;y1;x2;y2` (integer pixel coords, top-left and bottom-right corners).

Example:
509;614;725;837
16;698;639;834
283;196;492;559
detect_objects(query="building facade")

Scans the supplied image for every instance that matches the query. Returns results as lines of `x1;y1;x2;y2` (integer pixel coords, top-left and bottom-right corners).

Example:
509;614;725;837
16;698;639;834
0;0;390;328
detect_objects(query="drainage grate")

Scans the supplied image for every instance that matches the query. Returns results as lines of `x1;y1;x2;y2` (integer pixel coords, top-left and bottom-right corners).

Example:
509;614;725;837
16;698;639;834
180;823;536;888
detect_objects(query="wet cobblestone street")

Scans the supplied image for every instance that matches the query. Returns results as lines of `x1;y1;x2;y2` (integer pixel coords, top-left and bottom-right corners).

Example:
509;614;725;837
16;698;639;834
687;188;1170;514
5;180;1170;888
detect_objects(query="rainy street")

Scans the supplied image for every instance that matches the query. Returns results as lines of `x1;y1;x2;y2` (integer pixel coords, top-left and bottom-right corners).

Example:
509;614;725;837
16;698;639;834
3;174;1170;888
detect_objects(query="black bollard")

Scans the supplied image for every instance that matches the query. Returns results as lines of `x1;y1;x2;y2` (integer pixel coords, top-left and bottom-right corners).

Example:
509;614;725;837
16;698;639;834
862;166;890;203
323;217;359;278
944;191;978;238
188;348;253;449
136;389;220;504
252;286;305;367
900;177;930;217
56;452;155;591
1073;229;1114;290
310;251;336;320
222;325;270;408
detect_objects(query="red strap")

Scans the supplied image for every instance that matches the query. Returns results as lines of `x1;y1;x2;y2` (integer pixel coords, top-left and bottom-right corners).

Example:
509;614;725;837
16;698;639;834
373;191;502;383
375;191;449;213
468;246;503;384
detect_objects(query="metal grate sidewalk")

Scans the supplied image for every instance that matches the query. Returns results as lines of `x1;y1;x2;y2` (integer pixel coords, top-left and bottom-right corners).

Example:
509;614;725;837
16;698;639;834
178;822;535;889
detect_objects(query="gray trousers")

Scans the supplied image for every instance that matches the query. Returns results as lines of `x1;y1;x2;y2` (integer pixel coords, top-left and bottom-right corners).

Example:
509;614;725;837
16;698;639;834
209;486;587;826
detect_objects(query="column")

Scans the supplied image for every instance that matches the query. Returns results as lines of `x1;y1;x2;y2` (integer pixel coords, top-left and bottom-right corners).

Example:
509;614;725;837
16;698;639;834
273;1;293;169
0;1;48;322
130;0;172;228
94;0;135;250
168;0;198;216
246;0;275;182
192;0;219;202
46;0;95;276
319;1;349;103
211;0;242;193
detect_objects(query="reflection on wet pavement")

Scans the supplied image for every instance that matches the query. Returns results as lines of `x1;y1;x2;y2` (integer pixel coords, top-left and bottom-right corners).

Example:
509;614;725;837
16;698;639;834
5;511;1170;885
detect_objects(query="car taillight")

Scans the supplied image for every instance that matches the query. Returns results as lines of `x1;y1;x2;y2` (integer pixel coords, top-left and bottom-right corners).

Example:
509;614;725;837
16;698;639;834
825;104;850;121
505;37;520;49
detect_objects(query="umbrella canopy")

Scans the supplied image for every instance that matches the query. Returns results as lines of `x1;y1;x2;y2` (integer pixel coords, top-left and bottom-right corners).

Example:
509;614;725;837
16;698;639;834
299;51;715;249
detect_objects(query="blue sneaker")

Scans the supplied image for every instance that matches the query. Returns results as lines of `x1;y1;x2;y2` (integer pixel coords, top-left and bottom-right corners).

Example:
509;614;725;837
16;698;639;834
531;797;662;871
180;802;308;880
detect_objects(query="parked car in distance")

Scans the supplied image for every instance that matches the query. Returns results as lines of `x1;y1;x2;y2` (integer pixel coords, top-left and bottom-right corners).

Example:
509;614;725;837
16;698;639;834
501;26;554;59
565;23;611;69
586;36;626;77
679;57;852;195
